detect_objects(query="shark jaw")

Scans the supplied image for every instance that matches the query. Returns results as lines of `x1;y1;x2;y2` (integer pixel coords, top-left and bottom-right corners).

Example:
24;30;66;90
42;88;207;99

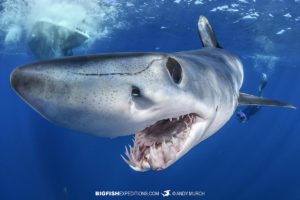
122;113;206;171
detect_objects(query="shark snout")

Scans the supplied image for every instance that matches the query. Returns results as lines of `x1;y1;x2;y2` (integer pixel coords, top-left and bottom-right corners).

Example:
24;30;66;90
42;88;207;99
11;66;45;101
10;68;23;93
10;64;71;114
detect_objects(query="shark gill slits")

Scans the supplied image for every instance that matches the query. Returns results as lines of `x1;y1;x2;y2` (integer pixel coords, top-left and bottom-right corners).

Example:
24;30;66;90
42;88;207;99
166;57;182;84
131;86;141;97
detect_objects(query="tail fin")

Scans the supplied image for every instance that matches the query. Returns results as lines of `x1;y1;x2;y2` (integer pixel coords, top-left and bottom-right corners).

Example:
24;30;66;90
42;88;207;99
238;93;296;109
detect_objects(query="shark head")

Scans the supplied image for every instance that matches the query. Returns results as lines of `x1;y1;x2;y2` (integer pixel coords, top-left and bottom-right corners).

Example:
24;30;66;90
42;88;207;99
11;52;218;171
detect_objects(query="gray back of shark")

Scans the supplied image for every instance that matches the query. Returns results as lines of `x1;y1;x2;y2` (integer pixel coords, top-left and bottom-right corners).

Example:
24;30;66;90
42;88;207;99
10;16;295;172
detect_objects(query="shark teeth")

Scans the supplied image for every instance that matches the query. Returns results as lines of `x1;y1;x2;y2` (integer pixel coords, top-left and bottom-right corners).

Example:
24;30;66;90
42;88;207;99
122;113;197;171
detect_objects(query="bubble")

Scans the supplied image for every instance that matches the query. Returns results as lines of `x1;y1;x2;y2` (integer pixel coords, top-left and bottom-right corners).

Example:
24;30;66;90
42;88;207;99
0;0;124;49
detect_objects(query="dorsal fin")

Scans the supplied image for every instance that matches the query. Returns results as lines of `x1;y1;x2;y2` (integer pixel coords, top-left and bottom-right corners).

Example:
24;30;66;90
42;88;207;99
197;16;221;48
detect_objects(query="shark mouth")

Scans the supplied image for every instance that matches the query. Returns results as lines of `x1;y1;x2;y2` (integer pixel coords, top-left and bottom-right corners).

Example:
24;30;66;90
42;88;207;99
122;113;199;171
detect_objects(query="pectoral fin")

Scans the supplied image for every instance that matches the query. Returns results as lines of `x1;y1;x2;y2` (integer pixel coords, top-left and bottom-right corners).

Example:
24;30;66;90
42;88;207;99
238;93;296;109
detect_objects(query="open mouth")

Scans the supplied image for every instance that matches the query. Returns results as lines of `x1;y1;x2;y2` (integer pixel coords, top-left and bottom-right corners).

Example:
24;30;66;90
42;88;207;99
122;113;200;171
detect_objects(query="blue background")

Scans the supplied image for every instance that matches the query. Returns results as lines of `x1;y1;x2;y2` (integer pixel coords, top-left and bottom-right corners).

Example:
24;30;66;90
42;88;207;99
0;1;299;199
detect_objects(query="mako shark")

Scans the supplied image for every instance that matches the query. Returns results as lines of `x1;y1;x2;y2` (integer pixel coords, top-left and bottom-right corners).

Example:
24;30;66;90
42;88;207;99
10;16;295;172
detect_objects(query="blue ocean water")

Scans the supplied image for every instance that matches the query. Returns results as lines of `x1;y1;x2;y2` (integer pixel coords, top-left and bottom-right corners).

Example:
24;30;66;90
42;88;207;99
0;0;300;199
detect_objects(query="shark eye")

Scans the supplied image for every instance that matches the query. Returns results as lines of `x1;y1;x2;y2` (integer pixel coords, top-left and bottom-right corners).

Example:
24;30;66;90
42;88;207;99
166;57;182;84
131;86;141;97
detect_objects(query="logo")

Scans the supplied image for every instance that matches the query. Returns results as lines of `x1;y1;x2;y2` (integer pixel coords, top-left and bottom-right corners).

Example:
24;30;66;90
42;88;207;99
161;190;171;197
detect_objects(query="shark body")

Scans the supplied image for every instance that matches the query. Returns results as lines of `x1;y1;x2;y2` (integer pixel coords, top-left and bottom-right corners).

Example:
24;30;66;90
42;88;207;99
10;16;295;171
